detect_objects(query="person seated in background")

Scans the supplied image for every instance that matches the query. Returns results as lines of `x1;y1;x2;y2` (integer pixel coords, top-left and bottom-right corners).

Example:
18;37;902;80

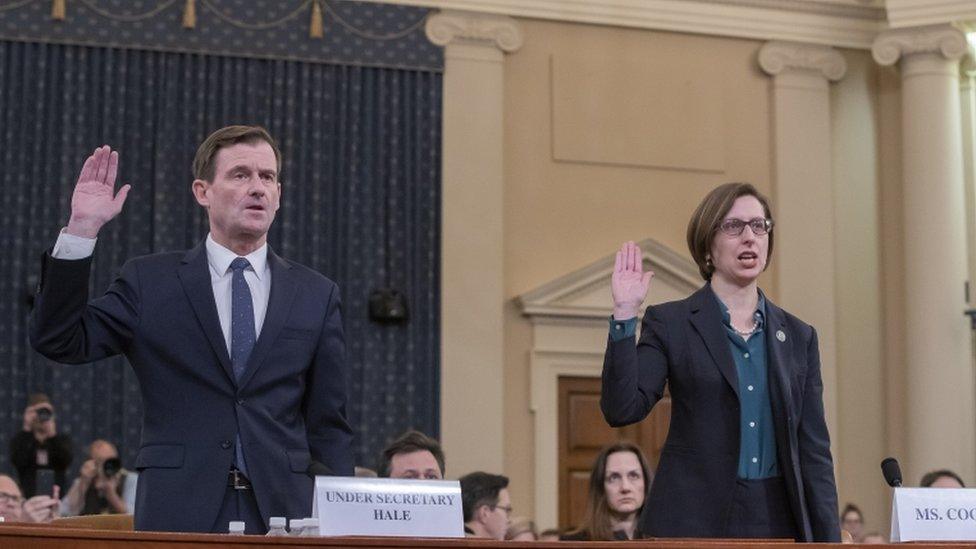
505;516;538;541
840;503;865;543
561;442;652;541
61;440;137;516
459;471;510;540
920;469;965;488
862;532;886;543
538;528;561;541
354;466;378;477
378;430;445;480
0;474;60;523
9;393;73;498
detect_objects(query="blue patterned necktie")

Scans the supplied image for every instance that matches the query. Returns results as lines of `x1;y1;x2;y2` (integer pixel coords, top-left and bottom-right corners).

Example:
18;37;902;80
230;257;256;379
229;257;255;476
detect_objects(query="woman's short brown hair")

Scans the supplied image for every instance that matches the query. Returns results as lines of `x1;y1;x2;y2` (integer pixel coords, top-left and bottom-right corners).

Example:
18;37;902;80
686;182;774;281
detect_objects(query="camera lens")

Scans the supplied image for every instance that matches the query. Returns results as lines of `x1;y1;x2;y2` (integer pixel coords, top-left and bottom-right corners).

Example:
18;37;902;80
35;408;52;422
102;458;121;477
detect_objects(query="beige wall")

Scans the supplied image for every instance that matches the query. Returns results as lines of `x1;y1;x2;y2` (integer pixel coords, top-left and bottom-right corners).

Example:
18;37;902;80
831;48;889;533
499;18;777;527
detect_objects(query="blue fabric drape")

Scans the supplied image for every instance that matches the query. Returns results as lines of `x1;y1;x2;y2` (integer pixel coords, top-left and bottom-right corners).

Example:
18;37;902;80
0;40;441;477
0;0;442;71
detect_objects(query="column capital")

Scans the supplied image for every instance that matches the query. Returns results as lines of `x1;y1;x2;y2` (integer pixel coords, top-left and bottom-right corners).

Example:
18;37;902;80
758;41;847;81
425;10;523;53
963;46;976;79
872;24;969;67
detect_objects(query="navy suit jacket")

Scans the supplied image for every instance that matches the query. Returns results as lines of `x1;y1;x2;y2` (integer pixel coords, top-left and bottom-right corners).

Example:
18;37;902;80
29;242;354;532
602;285;839;542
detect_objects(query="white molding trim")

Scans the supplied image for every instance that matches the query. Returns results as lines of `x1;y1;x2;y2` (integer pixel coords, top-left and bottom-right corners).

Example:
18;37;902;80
425;9;524;52
373;0;885;49
872;23;969;66
517;238;701;321
529;349;604;531
885;0;976;30
758;41;849;81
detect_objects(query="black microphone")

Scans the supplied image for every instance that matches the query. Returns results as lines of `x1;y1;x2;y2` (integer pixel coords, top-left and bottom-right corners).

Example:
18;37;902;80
881;457;903;487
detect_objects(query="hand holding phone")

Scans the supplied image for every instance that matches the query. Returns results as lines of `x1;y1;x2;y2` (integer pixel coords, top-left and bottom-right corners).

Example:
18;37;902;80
34;469;55;498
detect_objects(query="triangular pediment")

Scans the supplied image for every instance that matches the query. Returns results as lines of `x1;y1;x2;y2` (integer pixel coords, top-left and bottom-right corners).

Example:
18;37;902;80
517;238;702;320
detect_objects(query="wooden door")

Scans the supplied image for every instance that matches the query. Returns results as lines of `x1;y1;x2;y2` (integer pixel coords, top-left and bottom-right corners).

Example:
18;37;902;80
557;376;670;530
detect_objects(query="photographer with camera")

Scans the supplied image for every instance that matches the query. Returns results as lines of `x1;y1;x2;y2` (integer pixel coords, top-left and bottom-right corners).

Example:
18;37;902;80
62;439;137;516
9;393;73;498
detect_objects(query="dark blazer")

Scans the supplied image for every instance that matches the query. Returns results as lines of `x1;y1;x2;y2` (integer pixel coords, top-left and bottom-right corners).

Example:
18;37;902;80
602;285;839;542
9;430;73;497
29;242;354;533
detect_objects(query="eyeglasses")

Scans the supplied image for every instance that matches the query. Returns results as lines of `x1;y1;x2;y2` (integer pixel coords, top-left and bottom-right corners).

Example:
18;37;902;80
493;504;513;516
0;492;24;505
718;217;773;237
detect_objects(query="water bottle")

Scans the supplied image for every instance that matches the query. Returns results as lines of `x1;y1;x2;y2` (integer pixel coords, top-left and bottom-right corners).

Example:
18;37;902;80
266;516;288;536
289;518;305;536
228;521;245;535
301;517;320;537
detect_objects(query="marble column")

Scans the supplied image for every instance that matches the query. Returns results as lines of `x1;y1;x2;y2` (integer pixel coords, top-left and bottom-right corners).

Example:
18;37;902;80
426;11;523;475
758;41;847;447
872;25;974;482
962;48;976;301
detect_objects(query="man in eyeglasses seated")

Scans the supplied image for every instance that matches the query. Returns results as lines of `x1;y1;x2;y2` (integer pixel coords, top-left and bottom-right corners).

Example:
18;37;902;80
0;474;60;523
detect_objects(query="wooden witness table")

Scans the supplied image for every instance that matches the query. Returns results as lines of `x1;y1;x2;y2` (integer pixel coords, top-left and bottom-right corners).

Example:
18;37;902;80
0;525;974;548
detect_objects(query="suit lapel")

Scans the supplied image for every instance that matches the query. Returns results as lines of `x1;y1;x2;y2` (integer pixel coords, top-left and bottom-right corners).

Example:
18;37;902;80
177;243;235;384
763;297;804;529
764;298;794;441
688;285;739;399
237;250;299;390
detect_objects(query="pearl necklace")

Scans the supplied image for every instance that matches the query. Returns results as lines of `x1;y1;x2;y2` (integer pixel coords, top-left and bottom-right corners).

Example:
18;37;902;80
731;318;758;337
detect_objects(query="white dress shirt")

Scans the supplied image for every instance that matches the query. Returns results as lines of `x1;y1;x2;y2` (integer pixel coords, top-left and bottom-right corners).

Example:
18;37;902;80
52;230;272;352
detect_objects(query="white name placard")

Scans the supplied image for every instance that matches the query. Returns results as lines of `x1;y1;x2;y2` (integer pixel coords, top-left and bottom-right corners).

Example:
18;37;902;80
312;476;464;538
891;487;976;542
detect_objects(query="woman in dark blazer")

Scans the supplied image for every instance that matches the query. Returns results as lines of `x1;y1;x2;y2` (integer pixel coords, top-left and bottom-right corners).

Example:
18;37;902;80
602;182;840;542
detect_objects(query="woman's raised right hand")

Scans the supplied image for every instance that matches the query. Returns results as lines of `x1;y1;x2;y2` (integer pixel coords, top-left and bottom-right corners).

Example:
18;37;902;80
611;241;653;320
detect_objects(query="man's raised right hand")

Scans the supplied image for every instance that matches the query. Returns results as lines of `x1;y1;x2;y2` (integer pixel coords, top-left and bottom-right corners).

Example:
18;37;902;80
66;146;130;239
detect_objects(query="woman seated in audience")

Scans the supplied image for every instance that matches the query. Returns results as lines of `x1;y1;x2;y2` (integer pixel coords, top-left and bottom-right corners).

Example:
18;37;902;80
839;503;865;543
561;442;652;541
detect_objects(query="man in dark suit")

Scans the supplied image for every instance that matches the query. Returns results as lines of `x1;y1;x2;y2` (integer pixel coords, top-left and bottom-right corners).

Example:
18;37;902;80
30;126;354;534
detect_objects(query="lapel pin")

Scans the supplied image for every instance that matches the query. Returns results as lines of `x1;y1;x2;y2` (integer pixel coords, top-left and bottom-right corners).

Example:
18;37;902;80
776;330;786;342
